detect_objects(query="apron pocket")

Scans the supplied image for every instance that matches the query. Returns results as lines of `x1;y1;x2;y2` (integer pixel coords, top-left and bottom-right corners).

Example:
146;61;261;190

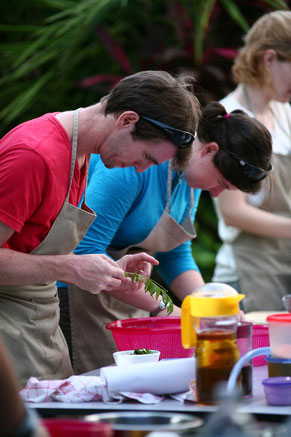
32;294;64;359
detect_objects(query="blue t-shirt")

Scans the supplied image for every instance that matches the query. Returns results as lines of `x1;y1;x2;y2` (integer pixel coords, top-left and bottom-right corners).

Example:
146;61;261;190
59;155;201;287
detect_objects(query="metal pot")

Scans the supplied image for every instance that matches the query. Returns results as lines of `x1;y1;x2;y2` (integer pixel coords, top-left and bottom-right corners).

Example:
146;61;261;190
85;411;203;436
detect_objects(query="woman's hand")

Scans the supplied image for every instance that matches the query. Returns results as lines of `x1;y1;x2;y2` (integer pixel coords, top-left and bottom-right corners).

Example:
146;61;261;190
117;252;158;273
117;252;159;293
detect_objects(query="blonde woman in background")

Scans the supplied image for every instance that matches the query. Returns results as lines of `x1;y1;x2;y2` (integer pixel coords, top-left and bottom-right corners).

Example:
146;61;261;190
213;11;291;312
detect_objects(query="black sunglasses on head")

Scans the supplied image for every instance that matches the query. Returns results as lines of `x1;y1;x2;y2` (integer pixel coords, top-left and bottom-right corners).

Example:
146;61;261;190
140;115;196;149
221;148;274;182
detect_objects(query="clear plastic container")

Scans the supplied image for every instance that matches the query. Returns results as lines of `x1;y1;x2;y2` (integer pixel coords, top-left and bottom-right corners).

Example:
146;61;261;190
266;314;291;359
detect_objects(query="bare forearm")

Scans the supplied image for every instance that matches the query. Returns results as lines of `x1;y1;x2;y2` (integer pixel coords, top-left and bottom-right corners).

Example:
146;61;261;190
218;191;291;239
106;286;181;316
170;270;205;301
106;270;205;312
106;286;165;312
0;249;125;294
0;248;63;285
222;204;291;238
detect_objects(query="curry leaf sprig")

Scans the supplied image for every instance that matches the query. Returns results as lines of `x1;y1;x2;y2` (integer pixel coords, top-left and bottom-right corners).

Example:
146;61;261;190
124;272;173;315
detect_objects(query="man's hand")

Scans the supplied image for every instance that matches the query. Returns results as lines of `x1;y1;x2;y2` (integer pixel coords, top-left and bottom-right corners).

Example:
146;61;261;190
63;252;158;295
62;253;125;294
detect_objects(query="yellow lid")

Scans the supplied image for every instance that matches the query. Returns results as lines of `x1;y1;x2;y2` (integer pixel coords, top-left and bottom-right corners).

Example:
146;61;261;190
182;294;244;317
181;293;245;348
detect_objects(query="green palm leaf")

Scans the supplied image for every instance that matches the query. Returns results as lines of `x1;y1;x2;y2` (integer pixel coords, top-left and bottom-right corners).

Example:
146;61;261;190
220;0;249;32
192;0;216;65
261;0;289;8
0;72;52;124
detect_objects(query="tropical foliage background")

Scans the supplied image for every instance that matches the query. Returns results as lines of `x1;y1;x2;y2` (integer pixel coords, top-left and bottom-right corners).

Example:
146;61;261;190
1;0;290;285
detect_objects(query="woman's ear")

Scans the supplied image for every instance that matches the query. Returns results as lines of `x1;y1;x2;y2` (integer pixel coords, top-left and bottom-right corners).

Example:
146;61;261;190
263;49;277;69
200;142;219;157
116;111;139;131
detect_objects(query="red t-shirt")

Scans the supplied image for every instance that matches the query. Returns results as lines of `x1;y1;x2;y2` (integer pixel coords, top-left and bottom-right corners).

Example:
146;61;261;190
0;113;88;253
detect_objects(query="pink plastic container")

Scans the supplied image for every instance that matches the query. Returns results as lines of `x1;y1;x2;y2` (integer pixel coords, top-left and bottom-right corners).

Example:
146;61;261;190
106;317;194;360
41;419;113;437
252;324;269;366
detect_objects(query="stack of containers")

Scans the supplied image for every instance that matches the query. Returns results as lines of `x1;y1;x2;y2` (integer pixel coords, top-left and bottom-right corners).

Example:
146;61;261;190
262;299;291;406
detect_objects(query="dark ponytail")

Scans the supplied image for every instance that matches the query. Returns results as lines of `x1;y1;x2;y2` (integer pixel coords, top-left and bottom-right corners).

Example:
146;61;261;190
197;102;272;193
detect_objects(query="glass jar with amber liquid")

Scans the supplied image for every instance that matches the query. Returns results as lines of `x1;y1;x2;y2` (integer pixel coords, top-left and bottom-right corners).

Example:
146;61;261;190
181;283;245;406
195;322;240;405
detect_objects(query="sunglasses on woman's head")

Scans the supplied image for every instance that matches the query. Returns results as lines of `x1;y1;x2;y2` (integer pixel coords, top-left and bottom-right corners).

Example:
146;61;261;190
222;149;274;182
140;115;196;149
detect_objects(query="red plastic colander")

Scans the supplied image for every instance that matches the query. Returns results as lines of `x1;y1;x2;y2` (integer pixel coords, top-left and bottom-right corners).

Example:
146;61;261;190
106;316;194;360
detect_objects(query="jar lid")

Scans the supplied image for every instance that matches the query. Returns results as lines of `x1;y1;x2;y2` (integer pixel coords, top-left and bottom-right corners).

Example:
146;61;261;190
266;314;291;324
262;376;291;386
266;355;291;364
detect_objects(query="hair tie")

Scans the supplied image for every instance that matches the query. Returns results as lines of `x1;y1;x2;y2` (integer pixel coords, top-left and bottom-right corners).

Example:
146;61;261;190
224;113;230;119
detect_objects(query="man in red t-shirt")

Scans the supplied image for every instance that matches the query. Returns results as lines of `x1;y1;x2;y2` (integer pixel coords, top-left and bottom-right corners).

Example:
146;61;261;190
0;70;199;385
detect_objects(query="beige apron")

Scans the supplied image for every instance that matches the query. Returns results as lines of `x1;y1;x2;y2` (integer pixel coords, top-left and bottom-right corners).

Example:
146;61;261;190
0;109;96;388
69;160;196;373
233;153;291;312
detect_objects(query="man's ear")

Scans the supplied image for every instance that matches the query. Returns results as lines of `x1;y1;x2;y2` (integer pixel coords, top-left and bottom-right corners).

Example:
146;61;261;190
116;111;139;131
200;142;219;157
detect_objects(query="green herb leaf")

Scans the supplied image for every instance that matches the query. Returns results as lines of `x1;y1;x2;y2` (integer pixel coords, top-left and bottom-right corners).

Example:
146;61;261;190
133;348;153;355
124;272;173;315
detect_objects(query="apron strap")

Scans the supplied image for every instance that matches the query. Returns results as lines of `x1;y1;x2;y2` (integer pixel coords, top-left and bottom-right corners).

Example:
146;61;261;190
165;159;173;213
65;108;81;201
180;188;195;228
81;154;91;205
272;102;291;144
166;159;195;218
189;188;194;211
